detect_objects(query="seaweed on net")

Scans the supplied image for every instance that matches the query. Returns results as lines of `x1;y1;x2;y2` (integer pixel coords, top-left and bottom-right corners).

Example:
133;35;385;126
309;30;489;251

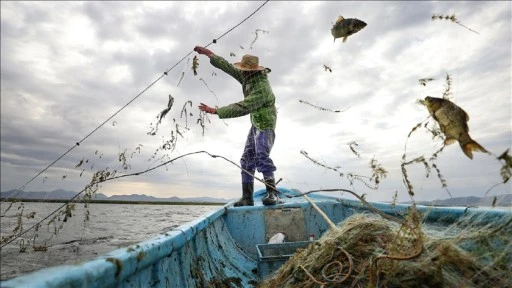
259;210;512;288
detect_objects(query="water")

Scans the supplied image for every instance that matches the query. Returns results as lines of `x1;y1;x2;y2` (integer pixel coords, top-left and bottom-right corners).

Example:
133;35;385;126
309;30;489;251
0;202;219;281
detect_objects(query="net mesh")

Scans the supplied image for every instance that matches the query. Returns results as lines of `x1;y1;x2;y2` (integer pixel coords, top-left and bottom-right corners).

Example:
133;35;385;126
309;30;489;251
259;211;512;288
1;7;510;286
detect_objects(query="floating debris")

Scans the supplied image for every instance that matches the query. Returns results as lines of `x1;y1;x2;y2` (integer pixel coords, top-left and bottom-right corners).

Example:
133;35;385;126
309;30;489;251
158;94;175;124
418;77;434;86
432;14;480;34
348;141;360;158
75;158;84;168
177;72;185;87
192;55;199;76
250;28;269;49
299;99;348;113
497;148;512;183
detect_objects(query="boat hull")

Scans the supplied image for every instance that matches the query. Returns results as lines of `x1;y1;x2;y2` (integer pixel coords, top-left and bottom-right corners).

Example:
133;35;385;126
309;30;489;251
2;188;510;287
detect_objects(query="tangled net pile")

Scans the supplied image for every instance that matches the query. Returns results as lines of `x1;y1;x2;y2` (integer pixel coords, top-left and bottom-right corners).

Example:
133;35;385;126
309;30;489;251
259;211;511;288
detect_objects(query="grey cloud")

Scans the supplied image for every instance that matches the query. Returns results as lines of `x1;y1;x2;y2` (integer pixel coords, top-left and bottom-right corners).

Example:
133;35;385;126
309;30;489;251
82;1;139;41
1;1;510;201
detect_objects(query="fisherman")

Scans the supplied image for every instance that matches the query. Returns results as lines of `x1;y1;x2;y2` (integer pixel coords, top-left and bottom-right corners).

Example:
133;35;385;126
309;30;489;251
193;46;279;206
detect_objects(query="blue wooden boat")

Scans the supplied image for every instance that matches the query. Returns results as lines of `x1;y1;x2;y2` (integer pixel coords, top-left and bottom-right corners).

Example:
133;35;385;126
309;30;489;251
1;188;510;288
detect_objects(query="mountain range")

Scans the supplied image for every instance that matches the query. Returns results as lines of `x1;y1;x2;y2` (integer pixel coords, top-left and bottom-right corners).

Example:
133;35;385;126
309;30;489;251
1;189;510;207
406;194;511;207
0;189;233;203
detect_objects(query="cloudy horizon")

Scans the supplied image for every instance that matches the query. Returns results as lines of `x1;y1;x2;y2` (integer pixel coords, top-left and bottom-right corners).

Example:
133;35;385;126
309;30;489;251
1;1;511;204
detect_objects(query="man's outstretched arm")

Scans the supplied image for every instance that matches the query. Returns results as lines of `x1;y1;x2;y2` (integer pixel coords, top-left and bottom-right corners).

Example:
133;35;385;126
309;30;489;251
194;46;243;84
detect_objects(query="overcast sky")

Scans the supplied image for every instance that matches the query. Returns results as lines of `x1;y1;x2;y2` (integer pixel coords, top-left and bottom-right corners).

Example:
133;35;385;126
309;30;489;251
1;1;511;203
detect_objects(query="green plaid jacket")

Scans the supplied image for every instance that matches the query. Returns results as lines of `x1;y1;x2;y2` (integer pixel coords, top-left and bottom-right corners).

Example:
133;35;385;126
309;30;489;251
210;55;277;130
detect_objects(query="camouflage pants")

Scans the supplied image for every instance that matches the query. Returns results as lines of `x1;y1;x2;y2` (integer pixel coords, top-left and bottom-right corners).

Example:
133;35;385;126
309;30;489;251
240;126;276;183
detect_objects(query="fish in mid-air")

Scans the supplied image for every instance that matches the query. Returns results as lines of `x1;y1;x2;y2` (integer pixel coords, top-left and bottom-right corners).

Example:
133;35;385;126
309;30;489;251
423;96;488;159
331;16;367;43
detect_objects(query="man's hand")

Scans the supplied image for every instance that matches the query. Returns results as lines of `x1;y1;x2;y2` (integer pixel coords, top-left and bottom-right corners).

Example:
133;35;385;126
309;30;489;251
198;103;217;114
194;46;214;58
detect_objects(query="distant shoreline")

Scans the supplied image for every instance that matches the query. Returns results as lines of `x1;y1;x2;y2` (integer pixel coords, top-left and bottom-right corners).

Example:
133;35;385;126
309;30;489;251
0;198;227;206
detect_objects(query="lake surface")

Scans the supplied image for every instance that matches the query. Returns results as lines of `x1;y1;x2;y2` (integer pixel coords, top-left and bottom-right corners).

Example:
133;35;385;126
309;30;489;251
0;202;219;281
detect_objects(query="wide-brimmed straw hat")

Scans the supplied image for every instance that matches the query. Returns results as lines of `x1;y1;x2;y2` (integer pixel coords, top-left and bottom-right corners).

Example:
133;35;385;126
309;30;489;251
233;54;265;71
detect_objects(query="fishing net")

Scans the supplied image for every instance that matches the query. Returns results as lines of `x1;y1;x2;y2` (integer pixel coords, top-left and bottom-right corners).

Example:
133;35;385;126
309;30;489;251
258;210;512;288
0;16;277;280
1;2;511;286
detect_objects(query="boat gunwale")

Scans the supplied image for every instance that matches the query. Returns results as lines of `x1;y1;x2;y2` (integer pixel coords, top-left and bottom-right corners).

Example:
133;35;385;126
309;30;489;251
0;204;230;287
2;188;510;287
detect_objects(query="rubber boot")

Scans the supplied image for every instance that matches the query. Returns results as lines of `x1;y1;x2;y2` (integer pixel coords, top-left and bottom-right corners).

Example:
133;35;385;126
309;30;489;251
262;178;278;206
234;183;254;207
